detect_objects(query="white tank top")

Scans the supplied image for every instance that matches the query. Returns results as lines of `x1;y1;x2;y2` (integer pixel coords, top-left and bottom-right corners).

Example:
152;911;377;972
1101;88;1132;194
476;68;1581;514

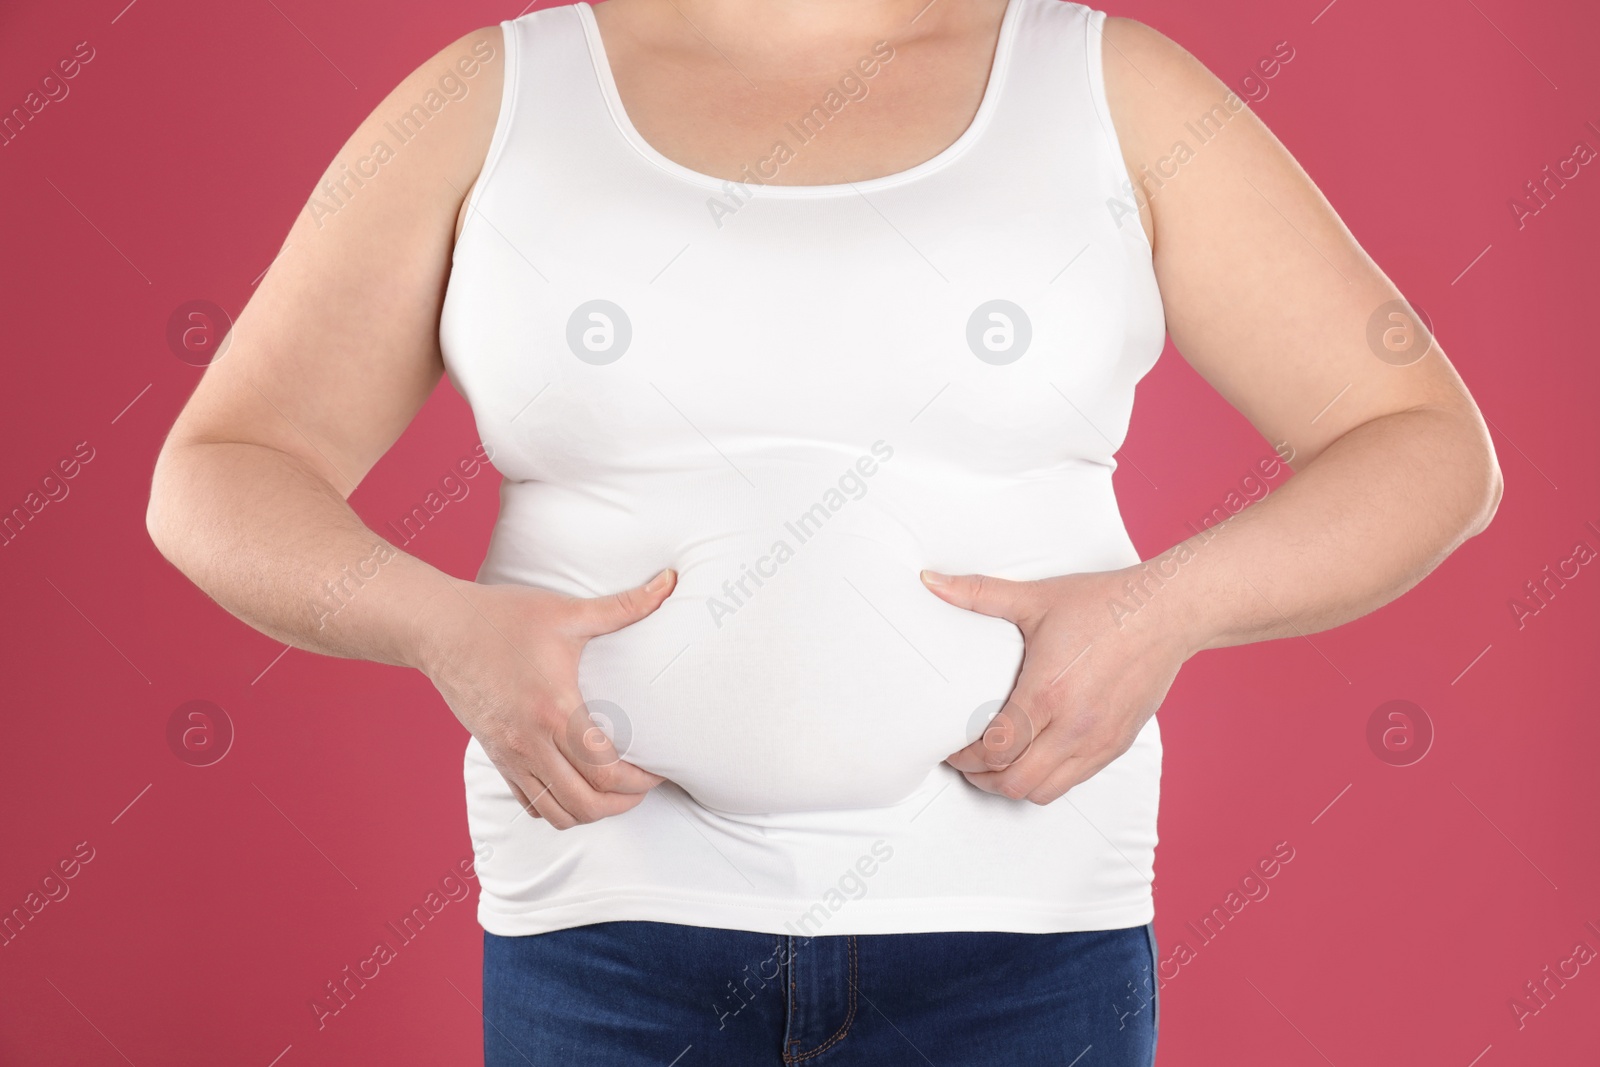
441;0;1166;936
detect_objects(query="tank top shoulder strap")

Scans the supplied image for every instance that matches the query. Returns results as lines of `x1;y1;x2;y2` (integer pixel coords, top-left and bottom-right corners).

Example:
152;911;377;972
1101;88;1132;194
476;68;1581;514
461;4;612;238
501;3;613;127
980;0;1143;233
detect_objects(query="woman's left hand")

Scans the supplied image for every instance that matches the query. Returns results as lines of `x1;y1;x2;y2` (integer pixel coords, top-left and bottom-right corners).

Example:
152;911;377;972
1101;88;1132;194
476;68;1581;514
920;565;1196;804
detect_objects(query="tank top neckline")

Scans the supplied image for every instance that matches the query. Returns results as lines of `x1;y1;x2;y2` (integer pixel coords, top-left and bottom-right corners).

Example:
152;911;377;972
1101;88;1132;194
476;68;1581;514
573;0;1025;199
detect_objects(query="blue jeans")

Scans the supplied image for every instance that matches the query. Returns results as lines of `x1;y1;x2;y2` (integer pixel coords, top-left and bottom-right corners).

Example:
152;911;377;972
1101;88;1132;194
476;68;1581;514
483;921;1158;1065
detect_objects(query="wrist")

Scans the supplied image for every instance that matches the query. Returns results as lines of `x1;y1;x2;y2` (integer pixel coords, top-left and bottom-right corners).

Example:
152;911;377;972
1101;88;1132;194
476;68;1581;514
403;571;478;678
1105;542;1215;659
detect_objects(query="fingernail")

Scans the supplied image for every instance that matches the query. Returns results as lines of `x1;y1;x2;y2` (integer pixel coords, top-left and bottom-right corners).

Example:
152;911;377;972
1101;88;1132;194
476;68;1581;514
920;569;949;588
645;568;674;593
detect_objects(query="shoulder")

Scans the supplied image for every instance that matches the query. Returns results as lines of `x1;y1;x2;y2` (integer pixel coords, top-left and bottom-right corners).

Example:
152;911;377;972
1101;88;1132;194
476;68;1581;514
1097;14;1239;151
327;25;510;195
1093;14;1291;248
1098;15;1214;89
368;25;509;240
380;25;507;118
392;24;508;151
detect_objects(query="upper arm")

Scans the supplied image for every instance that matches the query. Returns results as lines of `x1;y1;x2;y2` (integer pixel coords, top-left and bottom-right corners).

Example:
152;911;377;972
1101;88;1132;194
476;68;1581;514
1099;17;1484;469
161;26;506;494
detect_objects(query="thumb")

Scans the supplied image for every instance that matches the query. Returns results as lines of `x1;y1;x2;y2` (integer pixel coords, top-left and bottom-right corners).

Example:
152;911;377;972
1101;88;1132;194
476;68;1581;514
920;570;1036;624
569;568;677;638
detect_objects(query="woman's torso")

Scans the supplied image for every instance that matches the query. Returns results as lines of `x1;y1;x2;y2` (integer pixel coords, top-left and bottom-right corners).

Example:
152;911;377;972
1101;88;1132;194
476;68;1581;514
441;0;1166;935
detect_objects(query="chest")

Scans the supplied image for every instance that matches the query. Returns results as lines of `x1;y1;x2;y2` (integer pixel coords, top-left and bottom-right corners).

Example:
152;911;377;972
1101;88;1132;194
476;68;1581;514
440;0;1168;485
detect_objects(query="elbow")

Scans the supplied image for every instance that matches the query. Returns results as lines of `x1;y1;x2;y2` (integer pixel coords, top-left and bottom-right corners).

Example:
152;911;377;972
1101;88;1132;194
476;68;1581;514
1472;460;1497;524
144;464;171;564
145;494;170;564
1479;460;1504;531
144;447;185;568
1464;441;1505;540
1431;397;1504;541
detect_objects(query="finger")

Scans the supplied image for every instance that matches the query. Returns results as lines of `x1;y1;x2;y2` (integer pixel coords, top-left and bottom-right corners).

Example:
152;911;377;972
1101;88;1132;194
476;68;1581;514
501;774;543;820
522;772;582;830
947;697;1040;773
501;764;583;829
562;700;665;794
566;568;677;639
961;713;1079;798
961;752;1100;803
965;721;1113;802
1023;758;1104;806
920;570;1036;624
535;752;653;825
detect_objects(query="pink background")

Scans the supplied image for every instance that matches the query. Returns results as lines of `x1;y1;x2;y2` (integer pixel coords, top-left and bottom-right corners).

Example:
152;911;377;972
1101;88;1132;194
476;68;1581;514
2;0;1596;1063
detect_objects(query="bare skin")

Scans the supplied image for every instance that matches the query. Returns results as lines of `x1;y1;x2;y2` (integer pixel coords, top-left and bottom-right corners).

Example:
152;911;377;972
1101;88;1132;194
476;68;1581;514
146;0;1502;825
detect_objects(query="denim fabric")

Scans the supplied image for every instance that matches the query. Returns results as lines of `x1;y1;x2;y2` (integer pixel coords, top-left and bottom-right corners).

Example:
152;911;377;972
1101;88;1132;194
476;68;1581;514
483;921;1158;1065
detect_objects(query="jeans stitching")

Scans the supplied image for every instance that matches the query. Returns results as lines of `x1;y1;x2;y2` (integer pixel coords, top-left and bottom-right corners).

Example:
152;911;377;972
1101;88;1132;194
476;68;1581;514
1146;922;1160;1053
783;935;858;1062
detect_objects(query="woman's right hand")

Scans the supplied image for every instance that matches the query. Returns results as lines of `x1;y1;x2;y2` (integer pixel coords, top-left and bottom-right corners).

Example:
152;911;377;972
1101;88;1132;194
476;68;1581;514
418;569;677;829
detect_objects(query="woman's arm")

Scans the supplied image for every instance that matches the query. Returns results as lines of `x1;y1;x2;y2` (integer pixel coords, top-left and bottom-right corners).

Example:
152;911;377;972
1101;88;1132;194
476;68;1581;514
1103;17;1501;651
146;29;502;665
921;16;1502;802
146;27;672;828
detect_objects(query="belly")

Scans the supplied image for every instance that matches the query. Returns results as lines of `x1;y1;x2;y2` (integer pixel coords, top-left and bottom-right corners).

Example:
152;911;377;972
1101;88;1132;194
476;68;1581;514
576;531;1025;814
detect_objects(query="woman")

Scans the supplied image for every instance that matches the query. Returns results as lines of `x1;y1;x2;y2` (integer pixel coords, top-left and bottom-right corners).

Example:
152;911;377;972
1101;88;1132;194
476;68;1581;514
146;0;1502;1062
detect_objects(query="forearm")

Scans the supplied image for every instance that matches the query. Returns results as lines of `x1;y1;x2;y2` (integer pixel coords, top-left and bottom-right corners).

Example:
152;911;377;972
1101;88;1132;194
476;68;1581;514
1141;406;1502;654
147;441;463;670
